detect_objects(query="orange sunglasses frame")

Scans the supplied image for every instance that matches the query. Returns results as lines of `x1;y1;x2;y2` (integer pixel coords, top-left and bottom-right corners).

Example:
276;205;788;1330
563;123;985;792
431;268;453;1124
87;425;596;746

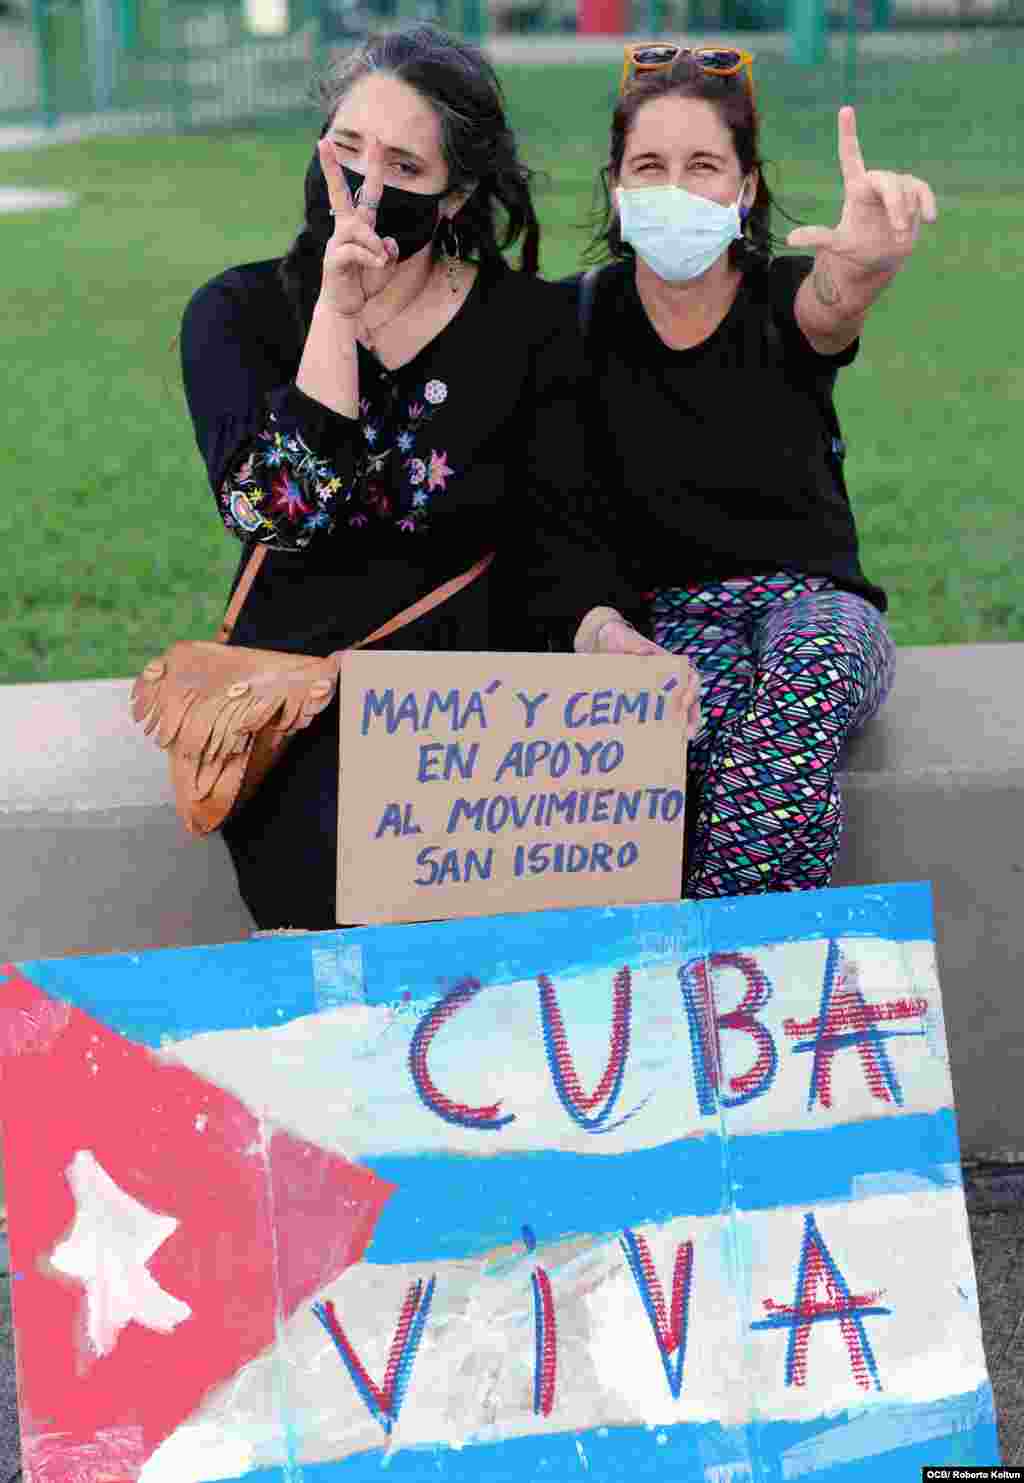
620;43;756;99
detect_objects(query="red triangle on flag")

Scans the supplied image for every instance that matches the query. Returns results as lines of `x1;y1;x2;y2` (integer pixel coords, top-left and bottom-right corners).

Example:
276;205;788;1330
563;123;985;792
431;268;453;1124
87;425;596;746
0;964;395;1481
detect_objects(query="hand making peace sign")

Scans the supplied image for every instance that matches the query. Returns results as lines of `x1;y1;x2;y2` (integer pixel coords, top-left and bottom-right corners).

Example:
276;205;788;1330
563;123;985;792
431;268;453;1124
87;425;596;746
787;107;938;275
316;137;401;318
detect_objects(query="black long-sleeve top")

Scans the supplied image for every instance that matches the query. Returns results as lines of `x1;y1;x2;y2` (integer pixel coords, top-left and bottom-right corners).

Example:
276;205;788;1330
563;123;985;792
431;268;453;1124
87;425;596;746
179;255;637;931
181;256;639;660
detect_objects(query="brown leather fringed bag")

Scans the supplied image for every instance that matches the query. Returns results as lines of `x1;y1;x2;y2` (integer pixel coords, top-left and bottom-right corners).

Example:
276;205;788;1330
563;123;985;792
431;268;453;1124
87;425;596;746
131;545;495;838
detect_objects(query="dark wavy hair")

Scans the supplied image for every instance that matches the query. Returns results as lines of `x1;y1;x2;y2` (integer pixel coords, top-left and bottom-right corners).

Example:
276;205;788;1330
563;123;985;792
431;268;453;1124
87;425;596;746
586;61;790;272
279;25;541;336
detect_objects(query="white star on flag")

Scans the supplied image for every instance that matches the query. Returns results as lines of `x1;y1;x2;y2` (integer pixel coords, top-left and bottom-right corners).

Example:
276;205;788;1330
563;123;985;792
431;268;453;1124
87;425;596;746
50;1149;192;1357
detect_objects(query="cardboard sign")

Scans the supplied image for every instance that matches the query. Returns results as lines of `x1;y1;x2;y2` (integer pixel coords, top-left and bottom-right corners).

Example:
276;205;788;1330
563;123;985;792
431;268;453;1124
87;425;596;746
0;883;1001;1482
336;651;690;925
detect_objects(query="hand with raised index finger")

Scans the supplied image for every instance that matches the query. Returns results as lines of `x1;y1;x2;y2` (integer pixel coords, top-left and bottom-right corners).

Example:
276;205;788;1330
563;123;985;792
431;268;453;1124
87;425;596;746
786;106;938;276
316;138;400;319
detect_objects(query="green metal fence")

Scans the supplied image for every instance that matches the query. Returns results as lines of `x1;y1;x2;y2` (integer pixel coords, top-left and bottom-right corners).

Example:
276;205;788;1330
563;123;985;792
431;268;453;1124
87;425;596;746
6;0;327;129
1;0;1021;132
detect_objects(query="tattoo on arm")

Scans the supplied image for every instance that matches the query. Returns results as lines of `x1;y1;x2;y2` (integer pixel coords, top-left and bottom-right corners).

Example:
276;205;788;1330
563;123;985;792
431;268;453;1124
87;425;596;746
812;262;841;308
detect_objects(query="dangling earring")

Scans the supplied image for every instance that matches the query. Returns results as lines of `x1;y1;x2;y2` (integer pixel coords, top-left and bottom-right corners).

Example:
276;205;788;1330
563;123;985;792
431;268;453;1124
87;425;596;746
440;218;462;294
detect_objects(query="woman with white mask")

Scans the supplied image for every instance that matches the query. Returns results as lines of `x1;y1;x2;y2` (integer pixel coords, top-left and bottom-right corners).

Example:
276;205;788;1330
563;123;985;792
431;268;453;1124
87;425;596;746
568;46;937;899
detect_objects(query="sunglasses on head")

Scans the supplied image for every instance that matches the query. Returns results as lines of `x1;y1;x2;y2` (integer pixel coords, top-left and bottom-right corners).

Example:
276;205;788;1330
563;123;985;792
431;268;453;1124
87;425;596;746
620;43;756;99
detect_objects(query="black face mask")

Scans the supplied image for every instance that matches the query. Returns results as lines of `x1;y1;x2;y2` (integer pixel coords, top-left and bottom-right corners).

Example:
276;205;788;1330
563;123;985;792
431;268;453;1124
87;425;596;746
304;144;451;262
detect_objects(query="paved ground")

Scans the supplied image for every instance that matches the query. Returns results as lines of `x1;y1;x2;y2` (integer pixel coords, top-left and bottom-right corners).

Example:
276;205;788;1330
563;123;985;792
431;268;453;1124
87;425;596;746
965;1164;1024;1465
0;1164;1020;1479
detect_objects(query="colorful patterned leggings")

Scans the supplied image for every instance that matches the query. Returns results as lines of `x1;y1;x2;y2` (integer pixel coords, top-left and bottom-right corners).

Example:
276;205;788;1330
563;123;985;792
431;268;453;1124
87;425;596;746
652;573;896;900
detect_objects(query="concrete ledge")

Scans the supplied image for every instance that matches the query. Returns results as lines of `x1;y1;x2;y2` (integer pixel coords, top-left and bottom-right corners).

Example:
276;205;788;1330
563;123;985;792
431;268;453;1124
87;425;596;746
829;644;1024;1162
1;677;255;958
1;646;1022;1157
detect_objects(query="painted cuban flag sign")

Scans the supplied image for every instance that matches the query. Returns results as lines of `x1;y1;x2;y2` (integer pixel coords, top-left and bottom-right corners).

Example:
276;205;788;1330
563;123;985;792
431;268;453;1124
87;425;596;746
0;881;1000;1483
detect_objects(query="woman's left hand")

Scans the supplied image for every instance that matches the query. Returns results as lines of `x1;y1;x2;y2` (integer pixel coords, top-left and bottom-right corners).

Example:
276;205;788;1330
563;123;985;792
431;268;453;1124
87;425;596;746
787;107;937;276
595;618;703;741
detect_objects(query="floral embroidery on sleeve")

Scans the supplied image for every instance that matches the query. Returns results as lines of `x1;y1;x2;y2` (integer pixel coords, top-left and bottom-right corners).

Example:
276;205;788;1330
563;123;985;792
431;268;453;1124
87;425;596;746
217;418;353;551
217;376;457;548
346;377;456;535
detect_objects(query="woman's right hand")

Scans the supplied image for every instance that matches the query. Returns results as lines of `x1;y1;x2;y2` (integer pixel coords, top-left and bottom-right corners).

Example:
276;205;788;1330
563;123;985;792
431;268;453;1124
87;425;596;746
593;616;703;742
316;138;400;319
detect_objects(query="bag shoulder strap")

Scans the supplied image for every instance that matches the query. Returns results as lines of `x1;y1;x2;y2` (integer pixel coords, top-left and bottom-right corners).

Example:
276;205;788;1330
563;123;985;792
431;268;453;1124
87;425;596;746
217;544;267;643
347;550;495;653
577;265;604;343
215;541;495;651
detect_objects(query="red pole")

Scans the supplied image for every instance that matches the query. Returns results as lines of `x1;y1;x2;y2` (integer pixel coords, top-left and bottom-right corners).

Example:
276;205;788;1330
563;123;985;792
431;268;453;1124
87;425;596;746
577;0;627;33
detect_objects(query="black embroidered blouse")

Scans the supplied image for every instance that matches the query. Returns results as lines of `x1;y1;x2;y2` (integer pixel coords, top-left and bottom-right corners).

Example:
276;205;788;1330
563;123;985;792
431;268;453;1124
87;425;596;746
181;256;636;659
179;255;635;930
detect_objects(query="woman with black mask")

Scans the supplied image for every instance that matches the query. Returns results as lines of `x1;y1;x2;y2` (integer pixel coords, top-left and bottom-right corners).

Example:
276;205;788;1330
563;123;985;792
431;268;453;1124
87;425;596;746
178;26;692;931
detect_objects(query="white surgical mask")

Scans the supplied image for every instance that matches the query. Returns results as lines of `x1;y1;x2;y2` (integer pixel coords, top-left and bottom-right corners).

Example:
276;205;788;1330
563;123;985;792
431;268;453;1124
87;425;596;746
616;180;749;283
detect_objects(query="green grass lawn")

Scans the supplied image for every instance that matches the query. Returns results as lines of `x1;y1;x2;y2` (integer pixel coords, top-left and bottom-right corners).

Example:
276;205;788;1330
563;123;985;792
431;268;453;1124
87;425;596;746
2;51;1022;682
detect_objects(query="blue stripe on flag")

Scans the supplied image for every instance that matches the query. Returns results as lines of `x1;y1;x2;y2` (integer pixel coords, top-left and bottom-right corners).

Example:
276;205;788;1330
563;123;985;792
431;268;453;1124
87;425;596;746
15;884;934;1046
360;1110;960;1263
216;1382;998;1481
